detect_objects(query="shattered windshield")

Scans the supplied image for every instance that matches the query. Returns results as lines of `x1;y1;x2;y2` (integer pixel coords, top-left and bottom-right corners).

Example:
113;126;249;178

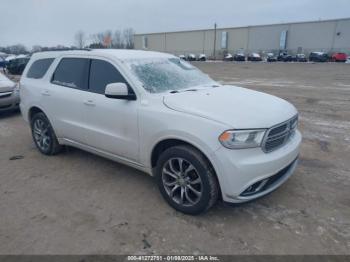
125;58;217;93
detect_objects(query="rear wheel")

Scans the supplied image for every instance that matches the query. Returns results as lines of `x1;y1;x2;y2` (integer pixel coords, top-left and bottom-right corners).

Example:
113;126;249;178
31;112;62;155
155;145;219;215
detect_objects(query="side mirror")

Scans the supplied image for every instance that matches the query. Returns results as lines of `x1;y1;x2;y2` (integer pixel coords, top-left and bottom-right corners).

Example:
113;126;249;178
105;82;136;100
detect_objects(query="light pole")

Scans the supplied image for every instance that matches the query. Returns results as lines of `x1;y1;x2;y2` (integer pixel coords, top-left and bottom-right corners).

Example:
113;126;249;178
213;23;217;60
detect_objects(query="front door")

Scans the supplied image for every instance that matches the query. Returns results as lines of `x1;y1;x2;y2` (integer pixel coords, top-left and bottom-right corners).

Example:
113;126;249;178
81;58;139;162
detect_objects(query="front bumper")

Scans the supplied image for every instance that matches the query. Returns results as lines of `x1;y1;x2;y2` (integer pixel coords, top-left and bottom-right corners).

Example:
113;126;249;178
0;91;20;112
211;130;301;203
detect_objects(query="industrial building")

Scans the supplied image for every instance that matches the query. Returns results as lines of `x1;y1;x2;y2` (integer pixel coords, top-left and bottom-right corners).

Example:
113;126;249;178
134;18;350;58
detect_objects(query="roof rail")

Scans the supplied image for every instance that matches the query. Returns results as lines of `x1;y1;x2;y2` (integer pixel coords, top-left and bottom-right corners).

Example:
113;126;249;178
71;48;92;51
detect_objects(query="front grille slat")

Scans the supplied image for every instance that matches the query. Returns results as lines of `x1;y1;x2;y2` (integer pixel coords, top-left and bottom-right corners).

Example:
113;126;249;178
268;123;288;136
262;115;298;153
265;137;285;151
0;91;13;99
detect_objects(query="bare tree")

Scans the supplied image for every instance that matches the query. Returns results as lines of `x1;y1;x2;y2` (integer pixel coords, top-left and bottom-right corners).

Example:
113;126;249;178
90;32;105;48
91;33;101;44
90;31;113;48
2;44;28;55
88;27;135;49
123;28;135;49
75;30;86;49
32;45;42;53
112;30;123;49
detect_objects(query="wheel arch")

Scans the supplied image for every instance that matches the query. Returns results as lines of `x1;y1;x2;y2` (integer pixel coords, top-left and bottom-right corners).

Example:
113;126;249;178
151;138;217;175
150;138;222;200
28;106;45;122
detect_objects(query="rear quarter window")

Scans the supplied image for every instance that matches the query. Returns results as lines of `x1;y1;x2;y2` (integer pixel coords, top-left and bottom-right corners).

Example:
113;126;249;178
26;58;54;79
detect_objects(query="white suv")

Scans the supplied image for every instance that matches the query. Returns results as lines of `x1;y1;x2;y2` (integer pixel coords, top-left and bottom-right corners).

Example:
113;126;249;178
20;49;301;214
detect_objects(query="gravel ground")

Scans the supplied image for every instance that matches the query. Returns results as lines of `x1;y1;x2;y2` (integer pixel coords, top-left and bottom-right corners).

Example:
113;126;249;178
0;62;349;255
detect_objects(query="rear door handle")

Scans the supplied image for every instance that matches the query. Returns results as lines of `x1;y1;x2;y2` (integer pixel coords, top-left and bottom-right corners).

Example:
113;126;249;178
41;90;50;96
83;100;96;106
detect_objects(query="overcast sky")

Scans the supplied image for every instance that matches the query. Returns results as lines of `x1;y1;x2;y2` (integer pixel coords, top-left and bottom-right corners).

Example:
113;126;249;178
1;0;349;48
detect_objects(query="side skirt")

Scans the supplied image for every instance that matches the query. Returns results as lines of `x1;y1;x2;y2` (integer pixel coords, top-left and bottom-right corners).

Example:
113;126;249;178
58;138;153;176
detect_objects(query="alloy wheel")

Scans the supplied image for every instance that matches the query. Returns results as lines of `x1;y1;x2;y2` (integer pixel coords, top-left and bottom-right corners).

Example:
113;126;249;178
33;119;51;152
162;157;203;207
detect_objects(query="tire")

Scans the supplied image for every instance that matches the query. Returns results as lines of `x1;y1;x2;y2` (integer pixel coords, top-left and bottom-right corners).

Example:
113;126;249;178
155;145;219;215
30;112;62;155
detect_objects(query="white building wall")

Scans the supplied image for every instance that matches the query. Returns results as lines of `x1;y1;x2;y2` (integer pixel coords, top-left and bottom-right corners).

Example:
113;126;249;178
226;28;249;53
134;18;350;57
166;31;204;55
333;19;350;50
248;24;289;52
287;21;335;53
147;34;166;52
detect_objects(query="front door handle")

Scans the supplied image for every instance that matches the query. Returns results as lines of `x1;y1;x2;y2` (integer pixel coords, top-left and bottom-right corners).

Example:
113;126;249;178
41;90;50;96
83;100;96;106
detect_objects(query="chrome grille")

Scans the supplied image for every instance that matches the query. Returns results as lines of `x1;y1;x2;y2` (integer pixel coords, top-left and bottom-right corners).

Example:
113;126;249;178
0;91;13;99
262;115;298;153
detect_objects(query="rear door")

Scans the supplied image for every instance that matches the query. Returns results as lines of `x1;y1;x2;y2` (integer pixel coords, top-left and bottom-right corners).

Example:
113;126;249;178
42;57;91;143
80;58;139;162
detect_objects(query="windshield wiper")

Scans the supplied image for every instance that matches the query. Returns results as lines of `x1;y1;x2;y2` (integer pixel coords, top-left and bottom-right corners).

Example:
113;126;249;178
169;89;197;94
169;86;218;94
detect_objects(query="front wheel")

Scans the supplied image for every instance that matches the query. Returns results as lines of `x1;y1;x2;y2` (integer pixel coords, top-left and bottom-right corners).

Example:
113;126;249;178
31;112;62;155
155;145;219;215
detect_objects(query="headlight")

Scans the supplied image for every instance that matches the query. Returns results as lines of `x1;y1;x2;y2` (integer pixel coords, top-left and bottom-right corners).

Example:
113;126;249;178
219;129;266;149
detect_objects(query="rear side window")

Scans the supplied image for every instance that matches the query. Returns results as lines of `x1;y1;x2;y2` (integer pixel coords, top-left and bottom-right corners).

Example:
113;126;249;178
27;58;54;79
89;59;129;94
52;58;89;90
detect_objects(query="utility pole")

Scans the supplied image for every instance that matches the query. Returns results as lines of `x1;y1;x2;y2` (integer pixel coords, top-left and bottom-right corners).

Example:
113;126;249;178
213;23;217;60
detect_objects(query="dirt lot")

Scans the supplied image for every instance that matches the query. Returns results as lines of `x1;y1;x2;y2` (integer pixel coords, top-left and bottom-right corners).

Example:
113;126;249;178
0;62;349;255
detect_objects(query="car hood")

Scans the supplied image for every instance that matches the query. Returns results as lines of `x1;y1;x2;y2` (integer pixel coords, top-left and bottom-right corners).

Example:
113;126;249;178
0;77;15;92
163;85;297;129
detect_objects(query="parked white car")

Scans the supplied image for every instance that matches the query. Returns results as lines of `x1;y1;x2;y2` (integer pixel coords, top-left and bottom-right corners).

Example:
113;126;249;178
346;57;350;64
178;55;186;60
197;54;206;61
187;53;196;61
0;72;19;112
20;50;301;214
223;53;234;61
5;55;16;62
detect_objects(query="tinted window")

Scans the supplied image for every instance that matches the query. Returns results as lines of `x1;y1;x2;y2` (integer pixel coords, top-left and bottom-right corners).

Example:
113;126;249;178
52;58;89;90
27;58;54;79
89;59;129;94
